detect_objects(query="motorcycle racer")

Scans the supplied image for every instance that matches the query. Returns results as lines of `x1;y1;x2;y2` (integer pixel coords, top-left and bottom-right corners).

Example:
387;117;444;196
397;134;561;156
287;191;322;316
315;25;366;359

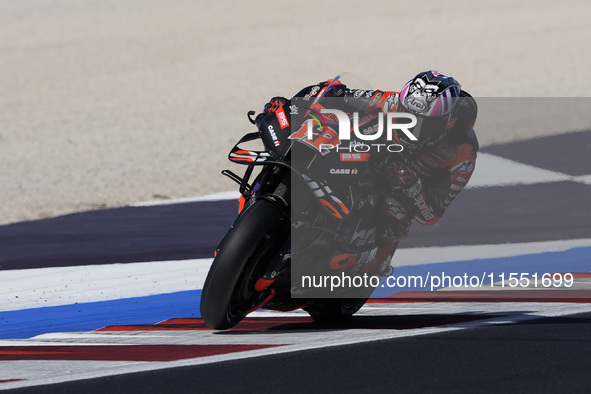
255;71;478;273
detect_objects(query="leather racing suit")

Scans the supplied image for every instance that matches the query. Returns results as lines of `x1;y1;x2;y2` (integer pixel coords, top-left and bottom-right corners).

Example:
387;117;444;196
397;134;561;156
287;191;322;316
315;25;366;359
256;79;479;273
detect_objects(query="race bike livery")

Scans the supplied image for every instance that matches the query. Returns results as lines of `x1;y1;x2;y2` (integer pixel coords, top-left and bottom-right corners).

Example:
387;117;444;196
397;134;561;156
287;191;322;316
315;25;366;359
200;74;396;330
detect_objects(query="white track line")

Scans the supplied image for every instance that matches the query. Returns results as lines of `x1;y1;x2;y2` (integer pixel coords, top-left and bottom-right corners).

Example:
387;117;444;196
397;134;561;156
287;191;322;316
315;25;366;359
2;302;590;390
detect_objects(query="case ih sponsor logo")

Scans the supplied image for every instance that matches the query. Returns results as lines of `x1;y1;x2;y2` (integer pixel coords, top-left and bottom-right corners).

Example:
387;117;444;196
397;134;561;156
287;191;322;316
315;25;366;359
268;125;280;146
329;168;358;175
276;107;289;129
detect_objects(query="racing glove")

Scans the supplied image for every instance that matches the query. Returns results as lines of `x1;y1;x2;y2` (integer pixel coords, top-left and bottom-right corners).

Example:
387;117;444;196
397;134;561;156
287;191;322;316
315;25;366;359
263;97;288;114
255;96;289;127
385;162;422;199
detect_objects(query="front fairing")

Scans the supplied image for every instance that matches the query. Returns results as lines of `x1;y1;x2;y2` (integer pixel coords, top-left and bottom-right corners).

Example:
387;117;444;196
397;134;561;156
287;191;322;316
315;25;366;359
259;109;293;159
288;73;377;218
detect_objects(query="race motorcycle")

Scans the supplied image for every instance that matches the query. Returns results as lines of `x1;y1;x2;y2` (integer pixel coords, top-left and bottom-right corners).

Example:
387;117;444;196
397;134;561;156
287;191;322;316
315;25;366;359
200;74;393;330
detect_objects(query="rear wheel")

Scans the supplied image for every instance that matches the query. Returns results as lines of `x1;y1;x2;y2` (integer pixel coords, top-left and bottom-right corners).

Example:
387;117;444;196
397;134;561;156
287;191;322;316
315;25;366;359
200;199;288;330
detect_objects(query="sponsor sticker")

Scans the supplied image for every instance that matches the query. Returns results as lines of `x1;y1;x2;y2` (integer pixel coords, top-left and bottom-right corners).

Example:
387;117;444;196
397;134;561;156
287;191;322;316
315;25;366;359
339;153;370;162
276;107;289;129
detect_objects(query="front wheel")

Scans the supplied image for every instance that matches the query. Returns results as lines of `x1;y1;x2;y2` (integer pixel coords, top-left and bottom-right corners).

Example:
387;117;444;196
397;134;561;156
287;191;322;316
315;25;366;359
200;199;288;330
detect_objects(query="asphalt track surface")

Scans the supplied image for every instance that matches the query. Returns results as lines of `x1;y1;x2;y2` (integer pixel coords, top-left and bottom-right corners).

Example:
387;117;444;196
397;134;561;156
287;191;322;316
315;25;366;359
11;312;591;394
2;131;591;393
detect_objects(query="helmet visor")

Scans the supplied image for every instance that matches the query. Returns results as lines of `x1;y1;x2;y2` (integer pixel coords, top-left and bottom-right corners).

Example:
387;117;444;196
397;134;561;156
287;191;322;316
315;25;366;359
396;113;449;150
411;114;449;140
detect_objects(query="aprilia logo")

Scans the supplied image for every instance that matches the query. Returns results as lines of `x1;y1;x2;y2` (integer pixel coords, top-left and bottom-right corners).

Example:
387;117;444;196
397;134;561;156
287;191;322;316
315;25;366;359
414;193;434;221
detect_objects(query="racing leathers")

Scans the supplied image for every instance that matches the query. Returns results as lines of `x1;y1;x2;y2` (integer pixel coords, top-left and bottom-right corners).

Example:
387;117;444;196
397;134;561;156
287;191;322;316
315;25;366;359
256;79;478;273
